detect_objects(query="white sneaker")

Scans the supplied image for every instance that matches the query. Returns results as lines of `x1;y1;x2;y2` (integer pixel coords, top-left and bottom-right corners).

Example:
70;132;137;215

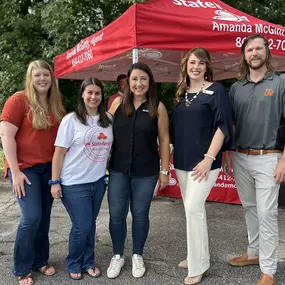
132;254;146;278
107;254;124;279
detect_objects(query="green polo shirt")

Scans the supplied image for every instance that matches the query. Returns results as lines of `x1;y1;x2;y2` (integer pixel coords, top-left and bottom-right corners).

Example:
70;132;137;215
229;72;285;149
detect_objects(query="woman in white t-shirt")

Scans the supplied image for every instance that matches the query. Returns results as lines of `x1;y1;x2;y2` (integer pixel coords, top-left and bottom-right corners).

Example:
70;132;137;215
50;77;113;280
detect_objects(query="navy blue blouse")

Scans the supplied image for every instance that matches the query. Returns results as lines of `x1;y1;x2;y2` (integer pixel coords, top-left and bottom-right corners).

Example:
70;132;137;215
171;82;235;171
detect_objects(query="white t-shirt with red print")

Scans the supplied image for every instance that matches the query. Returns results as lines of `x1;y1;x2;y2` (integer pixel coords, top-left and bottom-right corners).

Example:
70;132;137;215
55;112;113;185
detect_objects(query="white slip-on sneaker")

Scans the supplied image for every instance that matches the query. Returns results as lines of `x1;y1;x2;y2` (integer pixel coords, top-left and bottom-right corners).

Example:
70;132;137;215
107;254;124;279
132;254;146;278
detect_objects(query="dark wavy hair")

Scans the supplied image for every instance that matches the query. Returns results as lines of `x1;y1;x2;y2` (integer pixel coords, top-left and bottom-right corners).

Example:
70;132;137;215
238;34;275;80
75;77;111;128
123;62;157;118
176;47;213;100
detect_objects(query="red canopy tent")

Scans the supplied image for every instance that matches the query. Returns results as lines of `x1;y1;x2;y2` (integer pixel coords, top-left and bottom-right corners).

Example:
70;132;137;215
54;0;285;204
54;0;285;82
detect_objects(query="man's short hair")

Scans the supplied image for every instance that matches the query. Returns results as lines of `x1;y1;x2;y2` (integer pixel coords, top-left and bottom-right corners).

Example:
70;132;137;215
116;74;127;86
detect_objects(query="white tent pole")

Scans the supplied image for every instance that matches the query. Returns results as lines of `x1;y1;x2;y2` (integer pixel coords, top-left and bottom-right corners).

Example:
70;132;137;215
132;48;138;63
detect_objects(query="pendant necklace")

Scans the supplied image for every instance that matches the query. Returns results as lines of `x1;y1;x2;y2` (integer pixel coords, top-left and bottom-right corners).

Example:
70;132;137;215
185;81;206;107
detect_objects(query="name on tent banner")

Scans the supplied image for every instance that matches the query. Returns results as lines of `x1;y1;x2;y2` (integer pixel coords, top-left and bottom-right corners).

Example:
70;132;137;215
173;0;285;51
66;32;104;67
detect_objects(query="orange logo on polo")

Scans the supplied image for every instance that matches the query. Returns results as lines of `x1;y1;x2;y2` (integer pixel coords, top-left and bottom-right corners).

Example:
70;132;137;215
264;89;274;96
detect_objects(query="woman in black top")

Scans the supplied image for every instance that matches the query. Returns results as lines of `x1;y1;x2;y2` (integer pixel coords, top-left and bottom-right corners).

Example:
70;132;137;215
107;62;170;279
171;48;235;285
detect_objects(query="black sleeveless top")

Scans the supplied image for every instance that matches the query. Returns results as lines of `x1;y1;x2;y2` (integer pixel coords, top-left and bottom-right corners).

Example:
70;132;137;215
109;102;159;177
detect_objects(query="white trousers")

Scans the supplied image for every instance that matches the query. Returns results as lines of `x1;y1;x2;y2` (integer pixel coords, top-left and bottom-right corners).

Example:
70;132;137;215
176;168;220;276
232;152;281;275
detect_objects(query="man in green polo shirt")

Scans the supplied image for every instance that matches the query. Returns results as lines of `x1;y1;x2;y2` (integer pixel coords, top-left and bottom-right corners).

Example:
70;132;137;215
224;34;285;285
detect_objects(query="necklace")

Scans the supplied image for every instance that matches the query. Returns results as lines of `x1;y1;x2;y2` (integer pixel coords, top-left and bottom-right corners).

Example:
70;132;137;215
185;81;206;107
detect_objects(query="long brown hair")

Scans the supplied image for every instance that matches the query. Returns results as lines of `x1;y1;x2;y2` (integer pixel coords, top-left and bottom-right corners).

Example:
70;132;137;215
25;59;65;129
238;34;275;80
123;62;157;119
176;48;213;101
75;77;111;128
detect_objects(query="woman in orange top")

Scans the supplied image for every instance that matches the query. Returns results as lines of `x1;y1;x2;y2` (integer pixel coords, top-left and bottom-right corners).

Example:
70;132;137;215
0;60;65;285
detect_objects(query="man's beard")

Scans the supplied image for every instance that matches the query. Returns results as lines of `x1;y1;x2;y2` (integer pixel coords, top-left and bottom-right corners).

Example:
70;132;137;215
247;57;267;70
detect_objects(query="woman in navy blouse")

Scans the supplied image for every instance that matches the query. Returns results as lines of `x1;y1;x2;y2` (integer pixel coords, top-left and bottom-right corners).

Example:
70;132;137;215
171;47;235;285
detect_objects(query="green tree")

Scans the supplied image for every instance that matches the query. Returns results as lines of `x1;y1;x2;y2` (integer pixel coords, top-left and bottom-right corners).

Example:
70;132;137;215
0;0;144;109
0;0;285;112
224;0;285;26
0;0;44;105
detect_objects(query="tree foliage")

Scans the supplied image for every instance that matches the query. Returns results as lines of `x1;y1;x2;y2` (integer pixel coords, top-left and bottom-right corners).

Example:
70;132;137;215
0;0;139;109
0;0;284;111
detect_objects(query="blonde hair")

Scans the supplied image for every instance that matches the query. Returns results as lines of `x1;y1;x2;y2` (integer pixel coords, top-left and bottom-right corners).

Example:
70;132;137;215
25;60;65;129
176;48;213;101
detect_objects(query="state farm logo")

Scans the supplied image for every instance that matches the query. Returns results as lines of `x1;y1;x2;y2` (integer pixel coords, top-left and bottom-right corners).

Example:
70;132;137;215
173;0;250;23
98;132;107;140
213;10;249;22
168;176;177;186
84;127;111;162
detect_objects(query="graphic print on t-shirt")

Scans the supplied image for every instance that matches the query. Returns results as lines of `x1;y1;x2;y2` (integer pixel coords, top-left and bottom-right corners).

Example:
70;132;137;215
84;126;112;162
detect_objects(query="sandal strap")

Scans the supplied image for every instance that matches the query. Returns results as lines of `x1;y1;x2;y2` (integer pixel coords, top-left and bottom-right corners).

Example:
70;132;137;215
87;267;101;277
39;265;55;275
18;274;33;285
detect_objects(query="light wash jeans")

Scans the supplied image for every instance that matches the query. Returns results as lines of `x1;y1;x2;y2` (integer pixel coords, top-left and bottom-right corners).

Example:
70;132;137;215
232;152;281;275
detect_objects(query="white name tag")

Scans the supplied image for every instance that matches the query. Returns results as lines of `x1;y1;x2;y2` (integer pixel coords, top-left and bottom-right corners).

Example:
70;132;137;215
142;109;149;112
202;90;214;95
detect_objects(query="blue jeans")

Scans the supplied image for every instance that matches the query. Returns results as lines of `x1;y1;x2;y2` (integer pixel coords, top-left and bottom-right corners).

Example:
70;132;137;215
61;177;106;273
8;163;53;277
108;170;158;256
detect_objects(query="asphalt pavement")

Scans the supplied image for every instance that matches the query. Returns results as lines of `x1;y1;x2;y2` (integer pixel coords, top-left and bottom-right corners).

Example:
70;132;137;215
1;180;285;285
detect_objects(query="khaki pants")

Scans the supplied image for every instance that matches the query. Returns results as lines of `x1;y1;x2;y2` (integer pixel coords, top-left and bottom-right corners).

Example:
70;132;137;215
232;152;281;275
176;168;220;276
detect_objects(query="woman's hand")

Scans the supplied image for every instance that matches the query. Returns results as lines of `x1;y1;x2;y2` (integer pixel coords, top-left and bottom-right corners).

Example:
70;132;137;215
51;184;62;199
158;173;169;190
12;170;31;199
192;157;213;182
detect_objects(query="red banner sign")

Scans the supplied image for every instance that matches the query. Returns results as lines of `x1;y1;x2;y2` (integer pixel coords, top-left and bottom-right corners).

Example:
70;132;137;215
156;159;240;204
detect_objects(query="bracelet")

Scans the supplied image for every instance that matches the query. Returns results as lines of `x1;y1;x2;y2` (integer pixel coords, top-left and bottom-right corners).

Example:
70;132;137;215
204;154;216;161
160;169;170;176
48;179;62;186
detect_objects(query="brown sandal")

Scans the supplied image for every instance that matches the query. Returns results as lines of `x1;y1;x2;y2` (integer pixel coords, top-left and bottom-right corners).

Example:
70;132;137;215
38;265;56;276
18;274;33;285
86;267;101;278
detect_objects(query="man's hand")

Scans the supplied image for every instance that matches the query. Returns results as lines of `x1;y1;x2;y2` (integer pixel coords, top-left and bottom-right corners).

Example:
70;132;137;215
222;151;234;178
274;157;285;184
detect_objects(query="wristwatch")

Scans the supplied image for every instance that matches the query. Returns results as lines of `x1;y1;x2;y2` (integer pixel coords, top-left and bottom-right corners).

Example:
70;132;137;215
160;169;170;176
